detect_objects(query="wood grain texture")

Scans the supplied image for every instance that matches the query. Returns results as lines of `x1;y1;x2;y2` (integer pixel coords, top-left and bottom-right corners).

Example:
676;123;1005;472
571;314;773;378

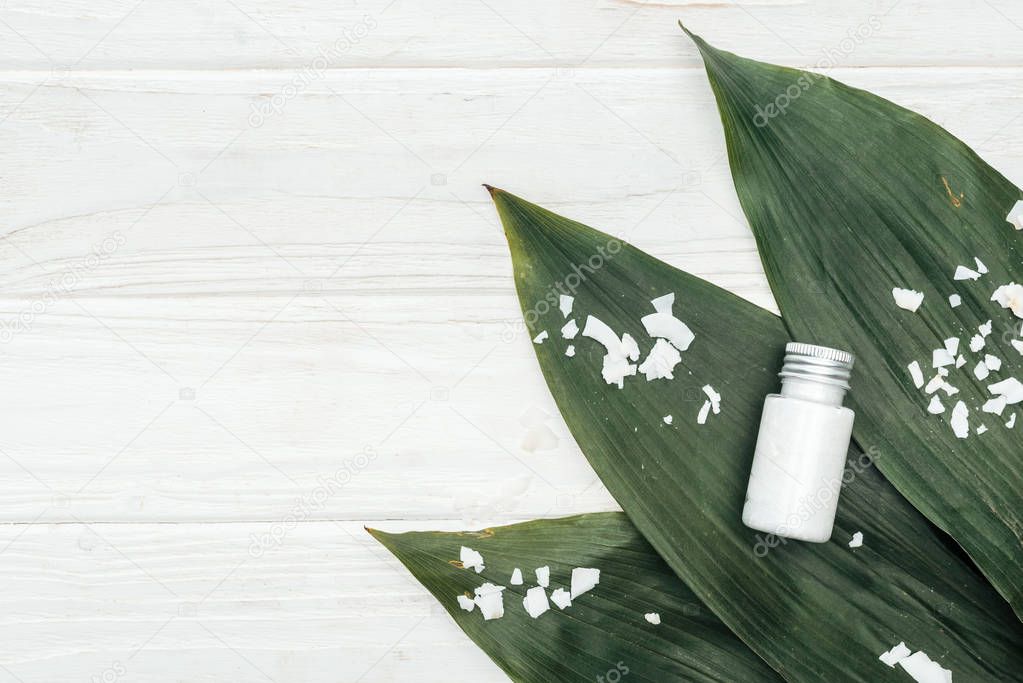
0;1;1021;680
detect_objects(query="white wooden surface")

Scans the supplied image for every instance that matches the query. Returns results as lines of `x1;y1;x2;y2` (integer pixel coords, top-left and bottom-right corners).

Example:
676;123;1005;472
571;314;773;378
0;1;1021;680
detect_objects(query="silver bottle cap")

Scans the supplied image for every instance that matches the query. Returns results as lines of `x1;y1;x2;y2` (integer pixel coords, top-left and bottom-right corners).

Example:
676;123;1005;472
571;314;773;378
779;342;855;390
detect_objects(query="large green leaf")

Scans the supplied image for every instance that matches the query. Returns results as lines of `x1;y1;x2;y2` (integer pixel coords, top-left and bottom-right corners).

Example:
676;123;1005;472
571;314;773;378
369;513;781;682
686;28;1023;619
489;187;1023;681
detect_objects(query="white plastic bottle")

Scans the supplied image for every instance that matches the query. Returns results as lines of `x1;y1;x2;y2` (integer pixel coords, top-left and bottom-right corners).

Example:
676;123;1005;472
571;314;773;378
742;342;855;543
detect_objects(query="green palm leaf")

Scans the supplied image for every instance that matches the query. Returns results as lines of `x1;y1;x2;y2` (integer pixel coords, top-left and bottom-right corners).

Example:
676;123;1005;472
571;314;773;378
369;513;781;682
489;187;1023;681
686;28;1023;619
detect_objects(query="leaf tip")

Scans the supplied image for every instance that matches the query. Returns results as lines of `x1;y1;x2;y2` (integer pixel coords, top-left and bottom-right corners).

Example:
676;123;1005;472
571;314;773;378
482;183;502;198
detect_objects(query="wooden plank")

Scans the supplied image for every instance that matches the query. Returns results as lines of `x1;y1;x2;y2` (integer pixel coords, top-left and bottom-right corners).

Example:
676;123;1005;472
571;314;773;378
0;519;507;682
0;66;1020;522
0;0;1022;70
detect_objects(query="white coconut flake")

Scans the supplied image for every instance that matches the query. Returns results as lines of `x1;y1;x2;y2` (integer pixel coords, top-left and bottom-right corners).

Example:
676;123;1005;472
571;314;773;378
697;400;711;425
982;396;1007;415
473;583;506;620
954;265;981;281
932;349;955;368
1007;199;1023;230
892;287;924;312
582;316;639;389
924;373;944;394
955;355;966;368
991;282;1023;319
989;377;1023;404
985;354;1002;371
907;361;924;388
703;385;722;414
565;345;575;357
848;531;864;548
644;612;661;625
969;334;985;353
1006;413;1017;428
532;330;548;344
948;293;961;308
561;319;579;339
980;320;993;337
460;546;485;573
570;567;600;599
638;338;681;381
927;396;945;414
974;362;990;381
939;381;959;396
943;337;959;355
974;257;989;274
535;566;550;588
951;401;970;438
550;588;572;610
879;641;912;668
522;586;550;618
641;293;695;352
1012;339;1023;355
977;424;988;435
559;294;574;318
898;650;953;683
662;414;673;425
457;594;475;612
510;568;523;585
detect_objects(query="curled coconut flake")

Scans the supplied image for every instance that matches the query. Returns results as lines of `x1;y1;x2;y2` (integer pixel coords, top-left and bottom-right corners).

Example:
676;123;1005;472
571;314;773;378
582;315;639;389
638;338;681;381
1007;199;1023;230
988;377;1023;404
953;265;981;281
522;586;550;619
892;287;924;312
641;293;695;352
697;401;711;425
457;594;475;612
703;385;722;414
948;293;961;308
898;650;953;683
662;414;673;425
907;361;924;388
570;567;600;599
879;642;912;668
535;565;550;588
473;583;506;620
533;330;548;344
559;294;574;318
510;568;523;585
991;282;1023;319
974;257;989;274
950;401;969;439
561;319;579;339
644;612;661;625
550;588;571;610
460;546;485;573
927;396;945;414
848;531;864;548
